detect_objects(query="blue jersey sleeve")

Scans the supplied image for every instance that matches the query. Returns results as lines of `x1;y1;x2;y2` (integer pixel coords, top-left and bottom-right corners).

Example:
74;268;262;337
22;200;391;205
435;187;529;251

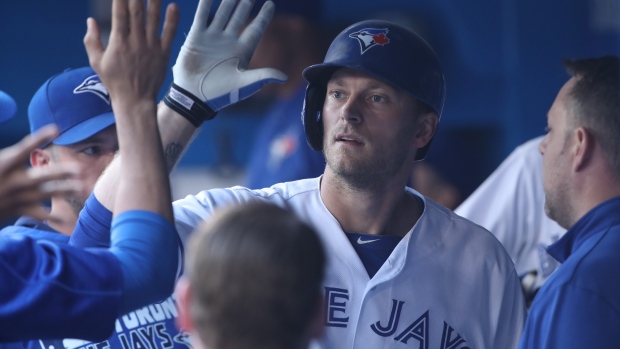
71;193;113;248
110;210;179;315
0;235;122;342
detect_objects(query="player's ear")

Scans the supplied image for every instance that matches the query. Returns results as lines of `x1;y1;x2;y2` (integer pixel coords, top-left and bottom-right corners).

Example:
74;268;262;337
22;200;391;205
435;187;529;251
174;277;194;332
411;111;438;149
572;126;593;172
30;146;53;168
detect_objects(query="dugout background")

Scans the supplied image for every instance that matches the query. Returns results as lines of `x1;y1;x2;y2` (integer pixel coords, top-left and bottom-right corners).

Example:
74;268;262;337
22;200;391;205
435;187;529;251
0;0;618;201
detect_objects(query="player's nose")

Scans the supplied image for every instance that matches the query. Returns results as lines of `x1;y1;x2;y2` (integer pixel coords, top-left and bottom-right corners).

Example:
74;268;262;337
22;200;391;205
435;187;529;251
340;95;363;124
538;136;547;155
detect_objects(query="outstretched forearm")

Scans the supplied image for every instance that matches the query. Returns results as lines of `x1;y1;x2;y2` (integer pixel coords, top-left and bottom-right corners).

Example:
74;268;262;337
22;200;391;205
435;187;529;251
94;101;197;212
88;0;285;222
82;0;181;314
159;102;199;174
113;102;173;220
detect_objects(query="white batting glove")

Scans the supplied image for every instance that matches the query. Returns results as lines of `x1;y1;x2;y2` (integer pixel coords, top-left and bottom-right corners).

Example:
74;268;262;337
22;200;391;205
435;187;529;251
172;0;287;112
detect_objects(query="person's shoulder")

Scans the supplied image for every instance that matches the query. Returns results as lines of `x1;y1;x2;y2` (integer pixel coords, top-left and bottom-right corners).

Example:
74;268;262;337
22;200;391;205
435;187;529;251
0;220;67;245
508;135;545;169
423;197;516;269
534;226;620;316
564;225;620;294
536;247;620;320
267;177;321;198
173;177;321;218
491;135;544;176
515;135;545;154
455;136;546;221
171;177;322;242
177;177;319;204
424;196;492;235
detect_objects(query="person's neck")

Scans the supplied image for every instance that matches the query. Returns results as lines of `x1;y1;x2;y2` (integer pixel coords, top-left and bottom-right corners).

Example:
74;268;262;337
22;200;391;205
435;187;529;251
320;168;422;237
47;198;78;235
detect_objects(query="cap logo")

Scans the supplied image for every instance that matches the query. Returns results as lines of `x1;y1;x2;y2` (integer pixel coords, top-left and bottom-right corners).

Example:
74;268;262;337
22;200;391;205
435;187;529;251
349;28;390;54
73;75;110;104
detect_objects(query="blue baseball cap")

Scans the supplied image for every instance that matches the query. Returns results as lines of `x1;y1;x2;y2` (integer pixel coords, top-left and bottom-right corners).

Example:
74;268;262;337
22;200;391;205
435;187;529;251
0;90;18;123
28;67;115;146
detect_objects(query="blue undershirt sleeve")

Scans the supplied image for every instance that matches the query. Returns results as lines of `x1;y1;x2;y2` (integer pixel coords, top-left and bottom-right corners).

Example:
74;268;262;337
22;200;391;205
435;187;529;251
0;235;122;342
109;210;179;315
0;208;178;340
70;193;113;248
69;193;112;247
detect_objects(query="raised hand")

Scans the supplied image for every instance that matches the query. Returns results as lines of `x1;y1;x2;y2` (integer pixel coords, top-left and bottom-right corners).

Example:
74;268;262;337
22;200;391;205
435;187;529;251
83;0;179;106
172;0;287;111
83;0;180;220
0;125;80;222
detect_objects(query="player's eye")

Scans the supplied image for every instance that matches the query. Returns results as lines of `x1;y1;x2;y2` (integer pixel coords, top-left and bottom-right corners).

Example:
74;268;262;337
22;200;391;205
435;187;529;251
370;95;386;103
81;146;101;156
334;91;344;99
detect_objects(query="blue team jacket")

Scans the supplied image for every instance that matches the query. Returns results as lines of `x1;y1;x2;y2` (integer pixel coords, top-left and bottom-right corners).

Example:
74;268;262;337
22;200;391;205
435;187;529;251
519;196;620;348
0;219;121;342
0;218;190;349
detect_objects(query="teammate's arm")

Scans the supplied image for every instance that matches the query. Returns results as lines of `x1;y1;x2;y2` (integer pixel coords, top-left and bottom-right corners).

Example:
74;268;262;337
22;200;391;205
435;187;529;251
0;0;182;341
84;0;177;220
82;0;180;313
91;102;196;212
90;0;286;213
0;235;121;342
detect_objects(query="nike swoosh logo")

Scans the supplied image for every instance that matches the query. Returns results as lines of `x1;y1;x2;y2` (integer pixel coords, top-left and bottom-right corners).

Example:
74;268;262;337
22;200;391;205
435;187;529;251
357;237;379;245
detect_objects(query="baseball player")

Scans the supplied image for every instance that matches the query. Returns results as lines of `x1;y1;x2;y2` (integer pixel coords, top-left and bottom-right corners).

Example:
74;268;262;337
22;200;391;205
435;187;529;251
0;67;188;349
456;136;567;307
1;0;180;343
73;0;526;348
175;201;325;349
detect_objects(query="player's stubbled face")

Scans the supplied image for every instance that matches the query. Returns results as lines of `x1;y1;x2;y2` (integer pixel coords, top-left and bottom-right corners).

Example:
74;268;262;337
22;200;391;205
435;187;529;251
55;126;118;215
322;68;417;188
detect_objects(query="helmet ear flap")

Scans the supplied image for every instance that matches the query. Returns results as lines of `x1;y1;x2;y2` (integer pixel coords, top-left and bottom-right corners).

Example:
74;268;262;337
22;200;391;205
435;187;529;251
302;83;327;151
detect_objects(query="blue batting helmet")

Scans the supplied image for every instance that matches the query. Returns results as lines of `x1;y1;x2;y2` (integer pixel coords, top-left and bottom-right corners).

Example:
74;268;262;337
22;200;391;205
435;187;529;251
301;20;445;160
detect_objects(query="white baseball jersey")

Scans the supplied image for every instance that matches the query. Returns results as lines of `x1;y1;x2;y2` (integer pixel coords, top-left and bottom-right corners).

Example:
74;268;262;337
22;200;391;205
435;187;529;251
455;136;566;293
173;177;525;349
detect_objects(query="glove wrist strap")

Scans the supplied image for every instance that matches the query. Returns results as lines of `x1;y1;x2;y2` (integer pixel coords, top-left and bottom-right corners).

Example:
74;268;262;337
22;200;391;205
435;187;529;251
163;83;217;127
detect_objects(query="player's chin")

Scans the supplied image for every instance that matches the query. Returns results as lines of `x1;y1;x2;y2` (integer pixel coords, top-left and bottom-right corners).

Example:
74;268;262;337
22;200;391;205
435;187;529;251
328;156;371;176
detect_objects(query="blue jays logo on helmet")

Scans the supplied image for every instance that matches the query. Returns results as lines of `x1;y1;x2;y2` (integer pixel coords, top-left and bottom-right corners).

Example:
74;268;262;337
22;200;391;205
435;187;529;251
73;75;110;104
349;28;390;54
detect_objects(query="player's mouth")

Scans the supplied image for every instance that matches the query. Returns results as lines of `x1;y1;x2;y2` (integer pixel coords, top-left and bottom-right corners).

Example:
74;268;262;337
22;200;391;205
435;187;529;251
336;133;364;145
